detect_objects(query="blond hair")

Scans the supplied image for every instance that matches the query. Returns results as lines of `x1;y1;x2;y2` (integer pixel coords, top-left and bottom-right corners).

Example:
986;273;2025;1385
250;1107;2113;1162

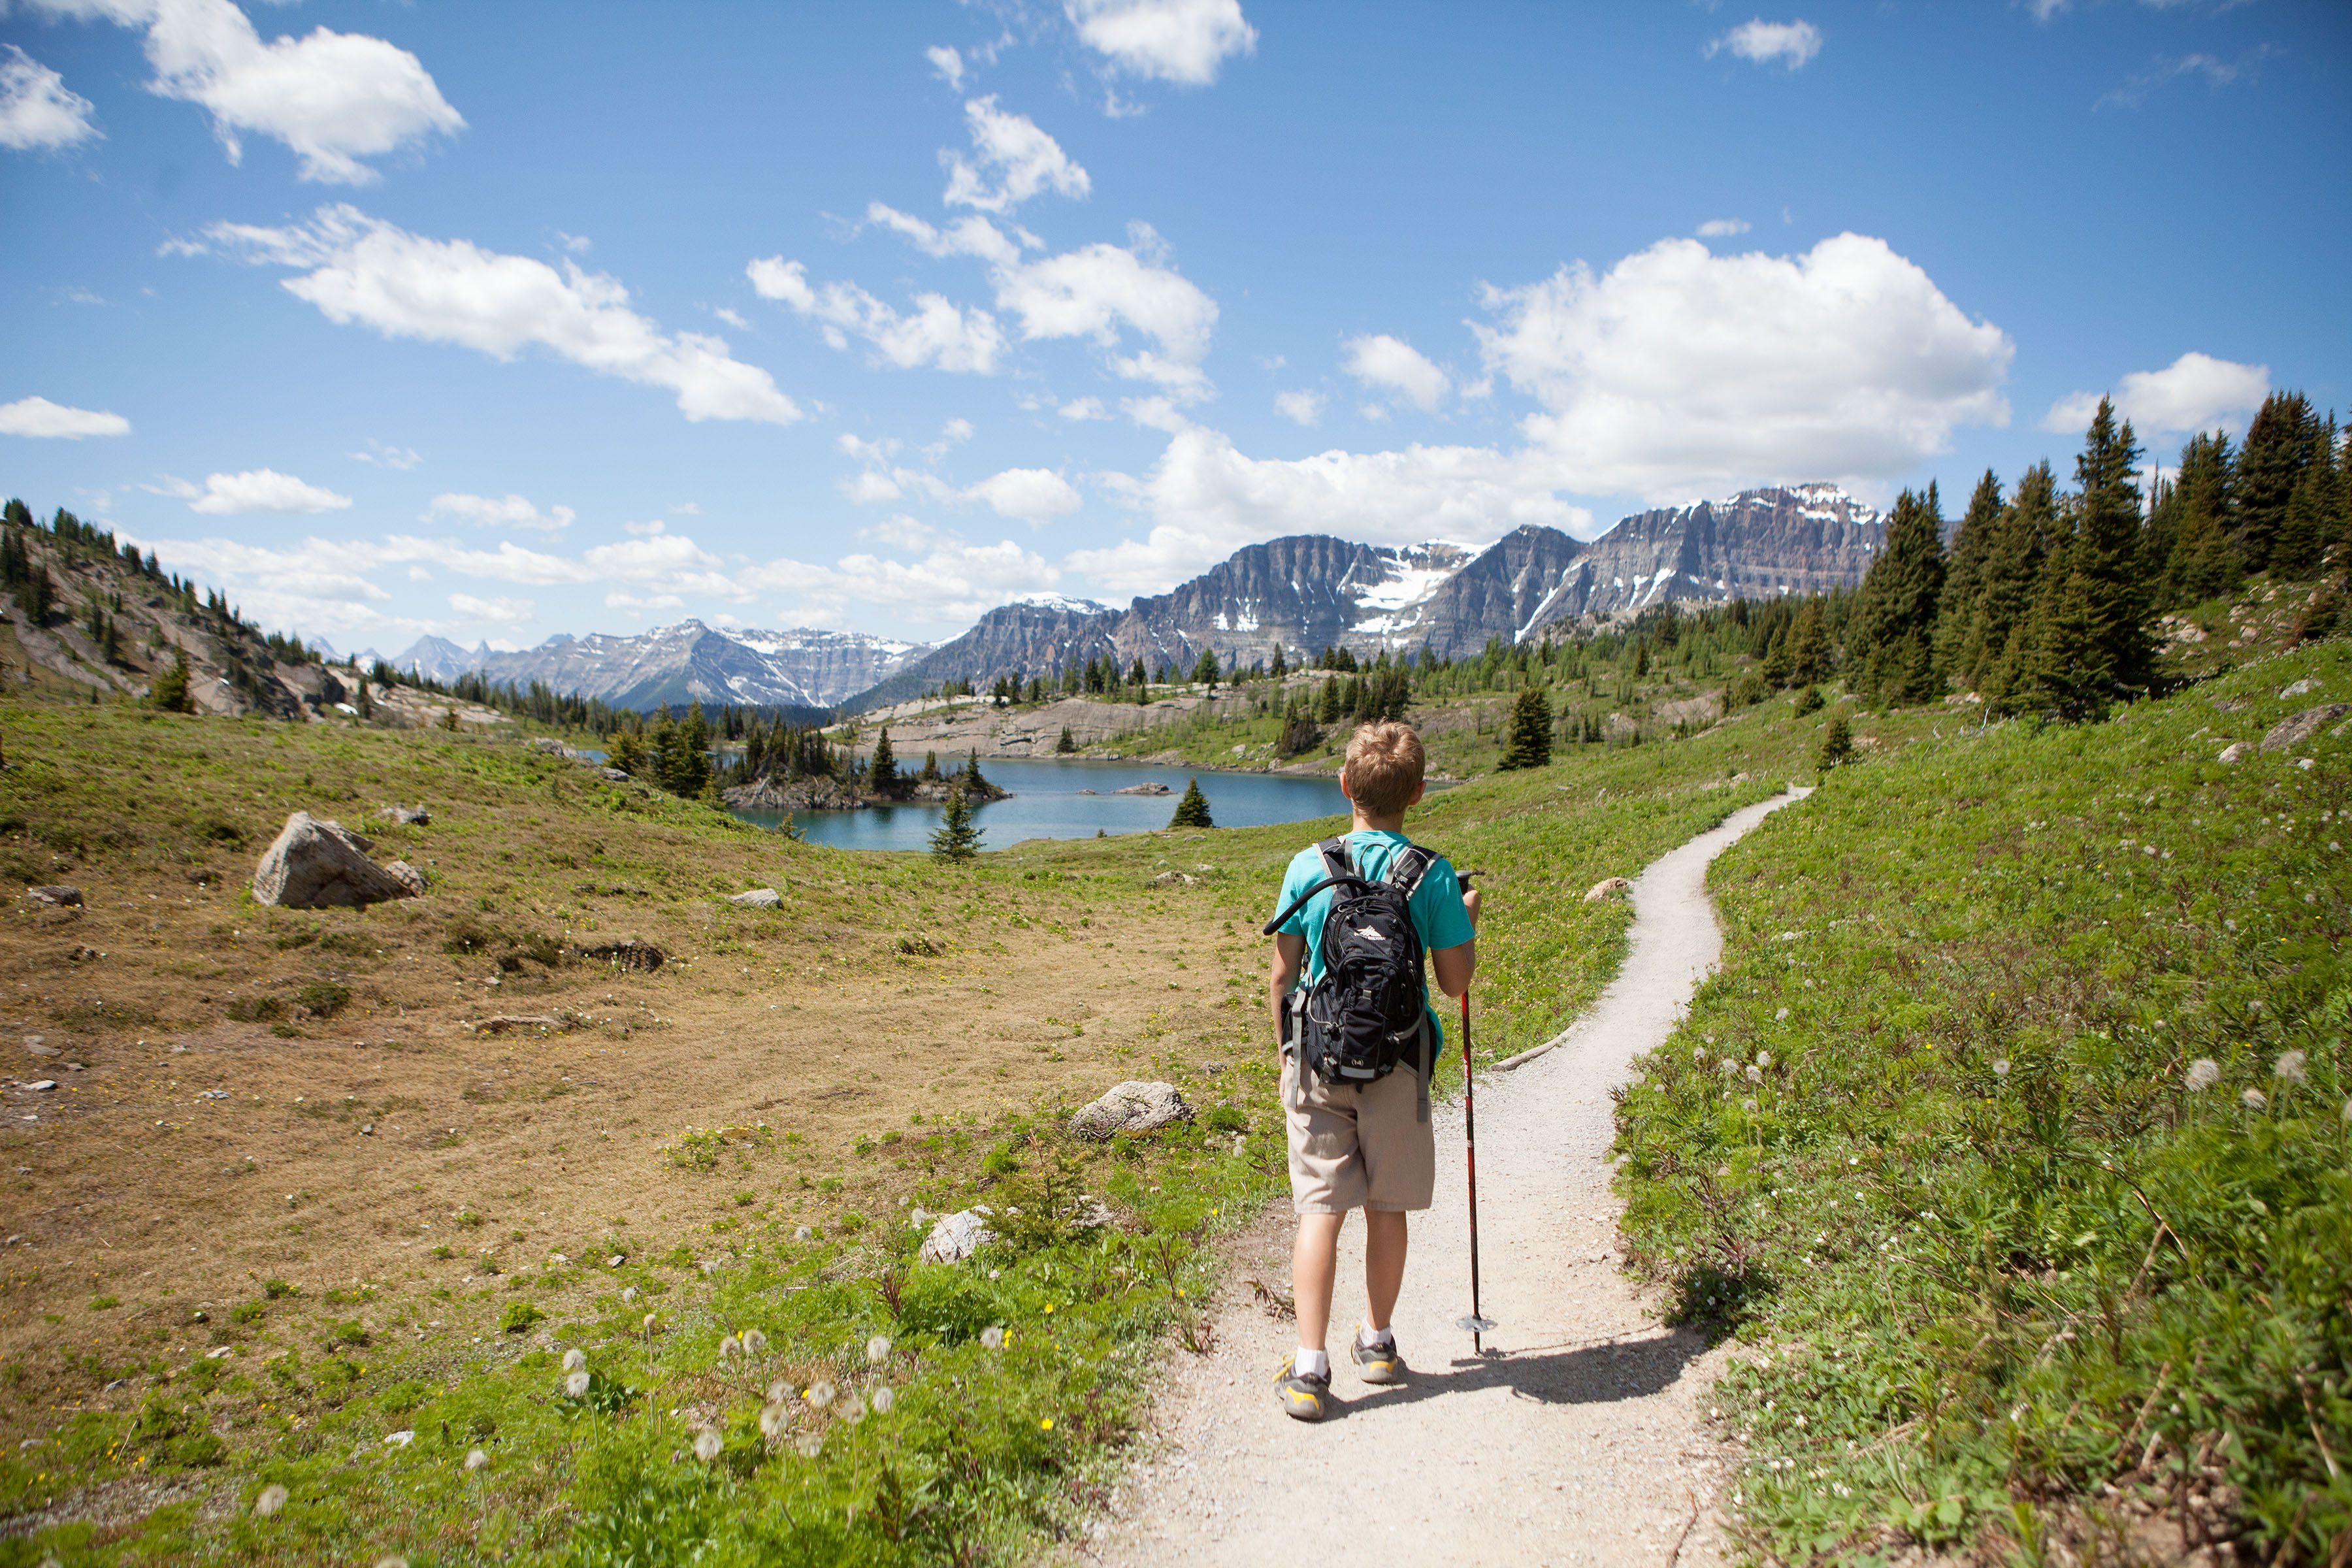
1343;721;1426;818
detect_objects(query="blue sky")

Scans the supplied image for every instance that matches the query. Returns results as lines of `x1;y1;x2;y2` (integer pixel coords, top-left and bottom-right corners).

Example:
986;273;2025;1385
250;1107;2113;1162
3;0;2346;654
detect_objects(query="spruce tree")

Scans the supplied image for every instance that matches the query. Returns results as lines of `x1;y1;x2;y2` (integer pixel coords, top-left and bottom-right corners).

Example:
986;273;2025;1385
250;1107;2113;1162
150;647;196;713
869;726;900;794
1269;645;1287;679
1169;777;1214;828
675;702;715;796
2232;391;2318;572
1497;683;1553;770
1314;678;1341;724
1853;485;1946;704
2069;397;2157;692
930;785;983;861
958;749;990;794
1962;462;2054;688
2272;416;2337;576
1816;713;1854;771
1933;470;2004;676
1788;600;1831;685
1193;649;1220;688
1054;726;1075;754
2162;434;2240;604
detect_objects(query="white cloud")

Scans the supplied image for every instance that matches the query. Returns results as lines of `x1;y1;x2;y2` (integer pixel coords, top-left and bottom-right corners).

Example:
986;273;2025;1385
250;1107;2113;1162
968;466;1083;527
195;204;800;423
1697;218;1751;238
1075;421;1590;596
2041;351;2269;436
349;438;419;468
926;44;964;89
1343;333;1448;413
27;0;463;184
711;304;749;329
186;467;351;514
448;592;532;625
1064;0;1257;86
992;227;1218;398
0;395;130;438
863;203;1023;267
623;517;666;536
1059;396;1109;420
941;95;1090;214
1707;19;1823;70
1274;389;1324;426
747;257;1005;374
421;491;575;533
1;44;101;150
2097;48;2276;110
1473;232;2012;500
755;537;1063;627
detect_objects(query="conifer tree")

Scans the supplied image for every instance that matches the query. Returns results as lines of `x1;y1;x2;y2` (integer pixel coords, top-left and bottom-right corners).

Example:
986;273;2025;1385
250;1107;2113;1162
1933;470;2003;676
919;749;939;782
1498;684;1553;770
1853;485;1946;704
150;647;196;713
1193;649;1220;689
610;724;647;776
2069;397;2157;691
2273;416;2337;576
1631;639;1649;678
2162;434;2240;604
1055;726;1075;753
1130;657;1148;687
2232;391;2318;572
674;701;715;796
1962;462;2055;688
1169;777;1214;828
1816;713;1854;771
1314;677;1341;724
1;499;27;529
959;749;990;794
869;726;900;794
1269;645;1287;679
930;785;983;861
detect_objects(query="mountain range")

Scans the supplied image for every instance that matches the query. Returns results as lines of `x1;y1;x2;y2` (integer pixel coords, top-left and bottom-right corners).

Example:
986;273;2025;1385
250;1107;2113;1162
361;483;1882;715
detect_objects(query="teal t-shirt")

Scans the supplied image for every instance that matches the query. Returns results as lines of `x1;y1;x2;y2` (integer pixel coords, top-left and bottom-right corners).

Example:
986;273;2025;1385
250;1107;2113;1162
1271;830;1475;1060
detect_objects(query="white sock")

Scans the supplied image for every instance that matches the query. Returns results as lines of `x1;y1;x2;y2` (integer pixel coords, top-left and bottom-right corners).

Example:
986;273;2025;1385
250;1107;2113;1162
1358;1324;1394;1349
1294;1348;1330;1379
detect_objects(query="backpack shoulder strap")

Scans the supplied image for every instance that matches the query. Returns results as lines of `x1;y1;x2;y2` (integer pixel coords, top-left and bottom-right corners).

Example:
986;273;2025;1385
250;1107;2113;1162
1317;836;1354;881
1384;843;1437;898
1258;838;1366;938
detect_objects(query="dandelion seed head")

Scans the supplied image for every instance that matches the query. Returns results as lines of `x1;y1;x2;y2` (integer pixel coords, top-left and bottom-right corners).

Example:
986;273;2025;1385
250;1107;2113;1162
866;1333;892;1364
759;1403;787;1441
717;1334;740;1362
2242;1088;2268;1110
564;1370;591;1397
643;1313;659;1333
980;1326;1005;1350
254;1483;290;1517
1744;1064;1763;1083
1694;1047;1708;1062
693;1428;723;1463
796;1432;823;1458
843;1401;866;1426
872;1386;895;1414
2274;1050;2308;1084
1992;1060;2010;1077
465;1447;489;1472
767;1379;791;1404
2185;1058;2221;1092
1756;1051;1772;1069
794;1225;812;1241
805;1380;836;1408
561;1348;586;1371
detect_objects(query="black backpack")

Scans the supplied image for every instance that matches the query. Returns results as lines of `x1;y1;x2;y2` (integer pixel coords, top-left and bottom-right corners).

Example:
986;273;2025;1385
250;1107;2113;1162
1262;836;1437;1122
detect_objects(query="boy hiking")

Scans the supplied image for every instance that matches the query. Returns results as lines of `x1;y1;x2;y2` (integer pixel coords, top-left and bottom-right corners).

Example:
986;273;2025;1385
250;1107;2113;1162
1262;720;1479;1420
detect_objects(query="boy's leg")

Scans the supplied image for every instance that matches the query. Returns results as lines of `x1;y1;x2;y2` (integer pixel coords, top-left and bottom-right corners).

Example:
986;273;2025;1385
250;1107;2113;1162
1363;1209;1408;1331
1291;1211;1344;1354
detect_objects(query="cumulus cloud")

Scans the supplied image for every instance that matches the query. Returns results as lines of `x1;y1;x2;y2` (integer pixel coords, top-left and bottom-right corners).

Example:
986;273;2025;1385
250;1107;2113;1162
747;257;1005;374
968;467;1083;527
1;44;101;150
1274;389;1324;426
1473;233;2012;500
1343;334;1448;413
1697;218;1751;238
350;438;419;468
1064;0;1257;86
2042;351;2268;437
448;592;532;625
191;204;800;423
421;491;575;533
926;44;964;89
754;537;1064;627
174;467;352;514
0;395;130;438
1060;396;1109;420
942;95;1090;214
27;0;462;183
1707;19;1823;70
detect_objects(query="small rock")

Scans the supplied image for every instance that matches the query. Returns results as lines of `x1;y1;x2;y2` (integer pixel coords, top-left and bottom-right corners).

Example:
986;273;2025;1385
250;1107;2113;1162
728;888;782;909
206;1347;233;1359
2217;742;2248;764
1199;1060;1224;1074
22;1035;42;1048
919;1207;997;1265
25;1081;56;1092
361;1123;375;1136
251;812;417;909
24;1043;57;1058
2260;704;2349;755
1151;871;1196;887
1583;877;1633;903
1070;1080;1192;1141
378;804;431;826
384;860;429;897
384;1429;416;1448
24;885;82;908
601;767;630;782
2279;678;2318;698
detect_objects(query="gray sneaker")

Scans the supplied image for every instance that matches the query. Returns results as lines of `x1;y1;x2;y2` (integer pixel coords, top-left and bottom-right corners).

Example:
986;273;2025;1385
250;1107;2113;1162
1275;1354;1332;1420
1351;1328;1407;1385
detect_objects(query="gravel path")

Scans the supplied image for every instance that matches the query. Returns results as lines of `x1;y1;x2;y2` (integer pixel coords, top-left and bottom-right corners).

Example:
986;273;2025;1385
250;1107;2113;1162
1085;791;1807;1568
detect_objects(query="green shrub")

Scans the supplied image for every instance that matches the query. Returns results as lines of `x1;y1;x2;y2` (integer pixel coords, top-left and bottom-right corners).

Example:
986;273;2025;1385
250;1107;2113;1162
499;1301;545;1334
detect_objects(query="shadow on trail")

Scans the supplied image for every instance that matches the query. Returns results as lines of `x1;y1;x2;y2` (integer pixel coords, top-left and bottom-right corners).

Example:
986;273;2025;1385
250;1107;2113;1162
1307;1330;1708;1422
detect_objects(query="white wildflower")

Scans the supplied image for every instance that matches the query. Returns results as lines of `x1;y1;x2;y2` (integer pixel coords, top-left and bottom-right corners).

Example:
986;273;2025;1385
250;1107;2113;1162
2274;1050;2308;1085
693;1428;723;1463
866;1334;892;1364
2185;1059;2220;1092
561;1348;586;1371
2242;1088;2268;1110
980;1326;1005;1350
564;1370;591;1398
255;1483;289;1516
794;1226;812;1241
465;1448;489;1472
805;1380;836;1408
872;1386;895;1414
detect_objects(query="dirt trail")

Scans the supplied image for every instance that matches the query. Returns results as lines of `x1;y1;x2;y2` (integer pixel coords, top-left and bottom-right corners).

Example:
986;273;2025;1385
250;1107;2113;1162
1087;790;1808;1568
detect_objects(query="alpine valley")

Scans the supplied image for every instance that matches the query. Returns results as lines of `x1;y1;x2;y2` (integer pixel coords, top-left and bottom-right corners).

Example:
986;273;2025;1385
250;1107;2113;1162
361;484;1884;714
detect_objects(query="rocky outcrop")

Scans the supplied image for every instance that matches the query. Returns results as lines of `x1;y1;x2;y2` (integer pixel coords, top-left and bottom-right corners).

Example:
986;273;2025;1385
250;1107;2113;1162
2260;703;2347;753
723;774;871;811
1070;1081;1193;1141
251;813;420;909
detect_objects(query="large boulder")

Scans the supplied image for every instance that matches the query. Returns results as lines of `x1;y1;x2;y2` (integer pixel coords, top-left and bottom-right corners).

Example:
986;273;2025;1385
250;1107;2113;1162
918;1207;996;1265
251;813;418;909
2260;703;2348;754
1070;1081;1192;1141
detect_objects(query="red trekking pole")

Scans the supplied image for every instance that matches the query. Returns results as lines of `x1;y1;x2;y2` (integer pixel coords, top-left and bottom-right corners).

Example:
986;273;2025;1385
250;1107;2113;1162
1455;985;1497;1353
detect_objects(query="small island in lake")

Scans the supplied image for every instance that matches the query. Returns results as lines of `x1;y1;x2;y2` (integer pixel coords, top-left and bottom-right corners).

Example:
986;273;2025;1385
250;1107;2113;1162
722;727;1009;813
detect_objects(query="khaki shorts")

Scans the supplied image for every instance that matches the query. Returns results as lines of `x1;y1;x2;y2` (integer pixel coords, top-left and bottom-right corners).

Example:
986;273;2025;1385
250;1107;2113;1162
1282;1052;1437;1214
